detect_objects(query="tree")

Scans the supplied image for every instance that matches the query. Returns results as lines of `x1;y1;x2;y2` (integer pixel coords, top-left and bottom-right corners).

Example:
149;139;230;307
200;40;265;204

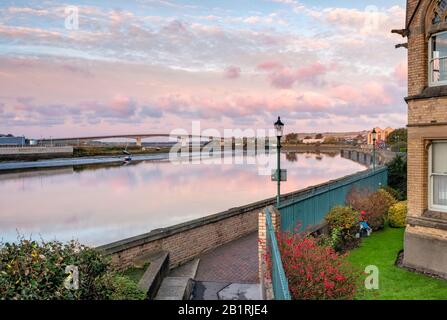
386;128;407;145
387;155;407;200
285;133;299;144
324;136;338;144
315;133;323;139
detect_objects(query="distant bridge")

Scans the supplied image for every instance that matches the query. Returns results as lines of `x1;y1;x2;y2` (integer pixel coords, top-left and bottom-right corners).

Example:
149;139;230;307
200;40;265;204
39;134;275;147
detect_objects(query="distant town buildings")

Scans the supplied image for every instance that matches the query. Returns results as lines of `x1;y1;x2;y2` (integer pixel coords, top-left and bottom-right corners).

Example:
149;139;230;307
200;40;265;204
367;127;394;145
302;137;325;144
0;135;26;146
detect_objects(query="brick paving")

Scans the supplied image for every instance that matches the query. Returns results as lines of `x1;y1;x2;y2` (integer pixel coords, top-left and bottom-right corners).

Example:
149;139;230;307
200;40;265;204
194;232;258;284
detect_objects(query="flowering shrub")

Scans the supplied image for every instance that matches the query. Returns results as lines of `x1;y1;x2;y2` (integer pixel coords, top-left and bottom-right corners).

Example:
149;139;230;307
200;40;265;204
346;188;396;231
0;238;145;300
388;201;407;228
325;206;359;233
278;232;359;300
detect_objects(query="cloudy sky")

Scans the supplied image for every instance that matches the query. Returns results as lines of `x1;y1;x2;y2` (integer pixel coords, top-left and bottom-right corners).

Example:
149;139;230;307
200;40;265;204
0;0;407;138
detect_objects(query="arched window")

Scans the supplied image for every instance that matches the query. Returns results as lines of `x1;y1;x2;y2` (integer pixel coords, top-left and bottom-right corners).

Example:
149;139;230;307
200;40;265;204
429;1;447;86
432;0;447;25
429;31;447;85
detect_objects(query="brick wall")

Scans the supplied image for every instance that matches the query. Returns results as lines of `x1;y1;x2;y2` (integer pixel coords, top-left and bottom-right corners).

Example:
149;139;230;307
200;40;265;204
406;0;447;218
403;0;447;278
408;99;447;125
100;208;259;269
258;206;280;300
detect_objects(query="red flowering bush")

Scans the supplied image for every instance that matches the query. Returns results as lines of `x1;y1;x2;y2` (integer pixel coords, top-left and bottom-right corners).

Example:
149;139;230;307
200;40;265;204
277;232;359;300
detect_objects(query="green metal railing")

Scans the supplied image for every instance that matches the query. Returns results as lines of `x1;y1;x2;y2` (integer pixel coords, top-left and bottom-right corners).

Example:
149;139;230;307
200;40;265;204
265;207;291;300
277;167;388;233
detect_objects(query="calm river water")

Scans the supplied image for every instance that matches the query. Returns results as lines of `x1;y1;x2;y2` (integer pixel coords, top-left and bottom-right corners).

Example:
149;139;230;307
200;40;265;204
0;152;365;246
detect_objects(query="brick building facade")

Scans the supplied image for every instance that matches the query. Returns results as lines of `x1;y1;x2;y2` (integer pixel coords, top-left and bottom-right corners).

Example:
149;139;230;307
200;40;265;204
396;0;447;278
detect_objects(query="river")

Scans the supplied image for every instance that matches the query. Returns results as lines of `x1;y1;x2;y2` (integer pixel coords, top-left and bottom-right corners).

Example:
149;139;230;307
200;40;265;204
0;151;366;246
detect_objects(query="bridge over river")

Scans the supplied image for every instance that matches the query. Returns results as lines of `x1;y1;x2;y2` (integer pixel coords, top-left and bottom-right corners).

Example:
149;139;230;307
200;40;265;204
38;134;278;148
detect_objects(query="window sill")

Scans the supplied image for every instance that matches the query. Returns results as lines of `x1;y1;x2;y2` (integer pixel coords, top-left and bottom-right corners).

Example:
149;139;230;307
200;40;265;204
423;209;447;220
405;85;447;101
407;212;447;231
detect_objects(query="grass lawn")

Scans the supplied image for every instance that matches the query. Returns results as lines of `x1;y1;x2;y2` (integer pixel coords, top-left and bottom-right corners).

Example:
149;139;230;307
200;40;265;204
120;264;149;284
346;227;447;300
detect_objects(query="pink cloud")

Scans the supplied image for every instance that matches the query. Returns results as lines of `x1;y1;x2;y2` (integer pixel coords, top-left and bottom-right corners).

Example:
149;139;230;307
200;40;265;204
224;66;241;79
328;81;396;110
257;60;284;71
259;61;336;89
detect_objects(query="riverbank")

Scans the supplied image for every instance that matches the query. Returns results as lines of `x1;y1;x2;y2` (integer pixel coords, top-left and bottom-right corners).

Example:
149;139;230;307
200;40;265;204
282;144;356;152
73;145;171;157
0;153;171;171
0;145;172;162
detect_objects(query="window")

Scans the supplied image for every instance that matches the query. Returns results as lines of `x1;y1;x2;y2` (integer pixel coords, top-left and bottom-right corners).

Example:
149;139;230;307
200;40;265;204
432;0;447;25
429;141;447;212
429;32;447;86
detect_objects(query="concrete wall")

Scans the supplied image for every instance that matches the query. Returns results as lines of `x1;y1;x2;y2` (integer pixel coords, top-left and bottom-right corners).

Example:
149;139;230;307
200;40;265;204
0;146;73;160
0;146;73;155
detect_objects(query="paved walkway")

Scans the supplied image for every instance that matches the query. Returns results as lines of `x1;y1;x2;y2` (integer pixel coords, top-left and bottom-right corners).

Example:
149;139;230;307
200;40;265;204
195;232;259;283
192;232;260;300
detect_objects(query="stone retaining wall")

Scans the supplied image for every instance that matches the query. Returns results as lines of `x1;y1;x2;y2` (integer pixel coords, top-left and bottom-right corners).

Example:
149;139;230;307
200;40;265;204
0;146;73;155
98;205;262;269
0;146;73;160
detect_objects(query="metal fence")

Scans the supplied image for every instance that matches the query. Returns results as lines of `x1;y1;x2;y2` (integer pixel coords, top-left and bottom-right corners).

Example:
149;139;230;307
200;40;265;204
277;167;388;233
265;207;291;300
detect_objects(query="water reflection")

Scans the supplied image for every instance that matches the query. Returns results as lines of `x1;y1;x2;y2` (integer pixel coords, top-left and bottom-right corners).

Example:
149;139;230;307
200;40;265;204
0;152;365;245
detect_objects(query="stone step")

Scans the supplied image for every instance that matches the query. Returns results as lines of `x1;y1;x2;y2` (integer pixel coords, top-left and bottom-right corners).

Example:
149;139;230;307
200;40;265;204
154;258;200;300
169;258;200;278
155;277;193;300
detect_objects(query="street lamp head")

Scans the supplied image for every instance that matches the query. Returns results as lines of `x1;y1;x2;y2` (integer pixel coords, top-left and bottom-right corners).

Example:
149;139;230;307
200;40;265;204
372;128;377;141
274;116;284;137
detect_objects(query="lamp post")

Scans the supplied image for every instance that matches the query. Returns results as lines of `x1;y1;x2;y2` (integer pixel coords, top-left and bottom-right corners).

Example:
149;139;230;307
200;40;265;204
372;128;377;171
274;116;284;206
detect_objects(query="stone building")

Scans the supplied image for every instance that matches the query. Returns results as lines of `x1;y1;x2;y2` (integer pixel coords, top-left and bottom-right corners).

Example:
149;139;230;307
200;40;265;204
394;0;447;278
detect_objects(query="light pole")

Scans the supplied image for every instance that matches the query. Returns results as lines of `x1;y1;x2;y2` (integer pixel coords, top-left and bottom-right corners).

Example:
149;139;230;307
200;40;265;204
396;134;400;152
372;128;377;171
274;116;284;206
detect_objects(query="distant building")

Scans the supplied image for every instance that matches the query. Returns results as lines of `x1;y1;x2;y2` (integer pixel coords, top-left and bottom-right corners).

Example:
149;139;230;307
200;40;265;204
0;135;26;146
302;138;325;144
367;127;394;145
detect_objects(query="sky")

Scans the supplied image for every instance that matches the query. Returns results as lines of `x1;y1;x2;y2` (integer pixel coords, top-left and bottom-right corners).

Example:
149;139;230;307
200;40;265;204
0;0;408;138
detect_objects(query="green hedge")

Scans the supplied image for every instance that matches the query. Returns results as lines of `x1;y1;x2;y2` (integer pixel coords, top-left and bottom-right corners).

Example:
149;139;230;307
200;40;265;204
0;238;145;300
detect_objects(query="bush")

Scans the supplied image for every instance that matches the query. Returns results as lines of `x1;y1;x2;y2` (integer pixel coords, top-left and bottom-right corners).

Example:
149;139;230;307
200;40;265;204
388;201;408;228
325;206;359;250
387;155;407;200
346;188;395;231
0;238;145;300
325;206;359;234
318;227;342;251
381;186;405;201
277;232;359;300
377;189;398;208
105;275;146;300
